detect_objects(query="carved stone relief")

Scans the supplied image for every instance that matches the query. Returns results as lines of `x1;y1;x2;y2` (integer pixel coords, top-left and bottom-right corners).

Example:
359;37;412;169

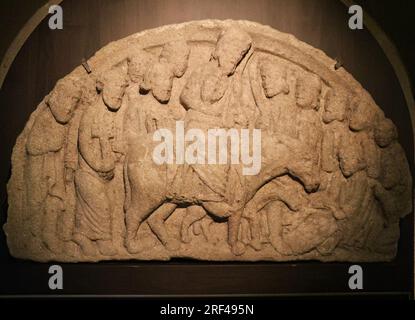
3;20;412;262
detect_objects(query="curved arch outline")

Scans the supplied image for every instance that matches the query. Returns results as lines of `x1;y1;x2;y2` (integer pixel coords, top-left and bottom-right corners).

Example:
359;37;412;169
340;0;415;156
1;1;412;138
0;0;63;89
0;0;413;296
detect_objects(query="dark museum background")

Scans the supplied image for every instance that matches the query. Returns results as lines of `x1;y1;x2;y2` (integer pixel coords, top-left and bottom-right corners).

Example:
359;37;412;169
0;0;413;298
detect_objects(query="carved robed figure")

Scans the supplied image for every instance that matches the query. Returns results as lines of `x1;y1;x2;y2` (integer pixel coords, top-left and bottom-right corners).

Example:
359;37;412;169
4;20;412;262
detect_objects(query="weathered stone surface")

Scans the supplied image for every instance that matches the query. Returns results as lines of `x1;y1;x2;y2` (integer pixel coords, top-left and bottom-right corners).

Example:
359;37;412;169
3;20;412;262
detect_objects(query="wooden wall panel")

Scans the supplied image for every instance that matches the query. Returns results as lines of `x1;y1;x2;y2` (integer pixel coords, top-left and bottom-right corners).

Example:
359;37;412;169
0;0;412;296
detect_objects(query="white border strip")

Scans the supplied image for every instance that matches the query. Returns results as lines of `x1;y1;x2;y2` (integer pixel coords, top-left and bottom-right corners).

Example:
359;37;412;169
0;0;413;298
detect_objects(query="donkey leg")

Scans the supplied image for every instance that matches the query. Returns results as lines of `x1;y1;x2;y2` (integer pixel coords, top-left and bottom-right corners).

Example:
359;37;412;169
147;203;180;251
124;208;145;254
228;208;246;256
125;198;162;254
181;205;206;243
124;158;166;253
247;215;262;251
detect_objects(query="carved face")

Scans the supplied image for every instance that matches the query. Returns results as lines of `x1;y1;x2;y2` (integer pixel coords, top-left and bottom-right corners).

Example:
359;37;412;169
295;73;321;110
102;72;128;111
259;59;289;98
47;80;81;124
128;52;153;84
6;21;413;264
375;118;397;147
213;28;252;76
159;40;190;78
147;62;174;103
322;89;348;123
349;99;378;131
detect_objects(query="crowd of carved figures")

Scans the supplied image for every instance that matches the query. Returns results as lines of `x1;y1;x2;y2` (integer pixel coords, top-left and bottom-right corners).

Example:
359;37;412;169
6;24;411;261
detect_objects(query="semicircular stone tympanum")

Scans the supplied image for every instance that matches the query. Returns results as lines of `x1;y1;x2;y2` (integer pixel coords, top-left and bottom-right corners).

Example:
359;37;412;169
3;20;412;262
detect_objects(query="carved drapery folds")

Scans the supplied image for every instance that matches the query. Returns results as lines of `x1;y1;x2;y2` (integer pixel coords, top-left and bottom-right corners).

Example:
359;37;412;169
4;20;412;262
